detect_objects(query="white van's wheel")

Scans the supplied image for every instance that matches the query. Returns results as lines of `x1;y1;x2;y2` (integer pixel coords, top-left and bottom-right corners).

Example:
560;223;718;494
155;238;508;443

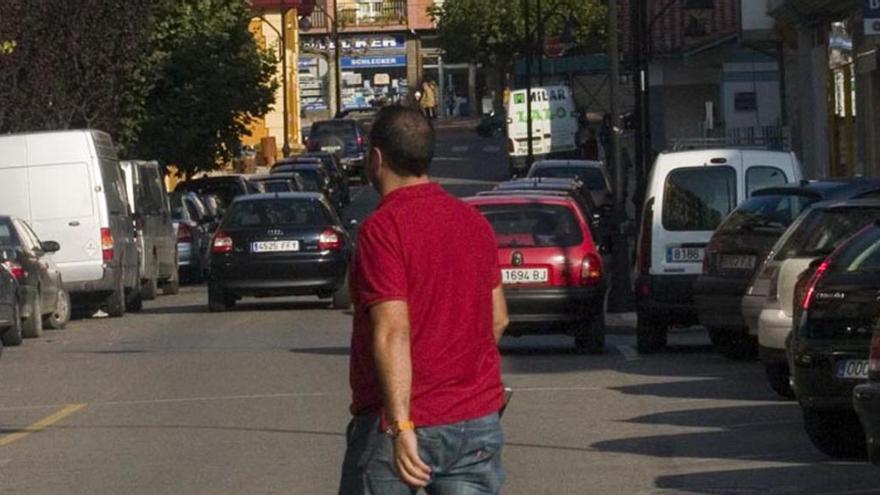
163;266;180;295
142;258;159;300
21;291;43;339
106;276;126;318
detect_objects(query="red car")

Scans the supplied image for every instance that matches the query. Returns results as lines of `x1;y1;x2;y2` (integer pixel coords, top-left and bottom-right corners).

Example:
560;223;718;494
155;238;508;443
465;194;606;353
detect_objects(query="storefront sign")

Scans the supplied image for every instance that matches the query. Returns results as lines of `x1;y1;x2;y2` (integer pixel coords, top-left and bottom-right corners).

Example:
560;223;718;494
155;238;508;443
866;0;880;35
374;73;391;86
302;35;405;52
342;55;406;69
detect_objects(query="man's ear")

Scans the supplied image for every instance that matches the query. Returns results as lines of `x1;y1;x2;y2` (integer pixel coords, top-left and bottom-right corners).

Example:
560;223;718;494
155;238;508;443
370;146;383;172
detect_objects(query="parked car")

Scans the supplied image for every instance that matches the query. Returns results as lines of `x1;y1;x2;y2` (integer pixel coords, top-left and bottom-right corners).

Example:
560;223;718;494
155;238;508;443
271;163;337;208
272;156;348;207
788;221;880;459
207;193;352;311
174;175;260;209
492;177;614;250
201;193;227;222
250;174;305;193
758;200;880;399
121;160;179;299
634;148;802;353
0;217;70;344
305;119;367;181
170;192;214;283
0;259;19;351
854;326;880;464
301;152;351;203
696;179;880;360
464;194;606;353
526;159;613;207
0;130;140;317
476;110;505;138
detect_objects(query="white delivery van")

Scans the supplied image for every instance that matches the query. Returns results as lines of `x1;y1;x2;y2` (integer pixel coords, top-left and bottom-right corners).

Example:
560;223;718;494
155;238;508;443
506;85;577;177
633;148;802;353
0;130;140;317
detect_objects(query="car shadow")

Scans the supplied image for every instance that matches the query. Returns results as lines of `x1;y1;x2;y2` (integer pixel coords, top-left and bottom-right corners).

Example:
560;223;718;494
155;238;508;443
654;463;880;494
289;346;350;356
136;300;333;315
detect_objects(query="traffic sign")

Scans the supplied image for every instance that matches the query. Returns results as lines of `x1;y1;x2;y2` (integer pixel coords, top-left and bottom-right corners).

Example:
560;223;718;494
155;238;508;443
866;0;880;36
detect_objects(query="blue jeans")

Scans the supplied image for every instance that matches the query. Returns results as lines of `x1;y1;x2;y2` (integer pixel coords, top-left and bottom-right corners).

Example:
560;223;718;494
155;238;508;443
338;412;505;495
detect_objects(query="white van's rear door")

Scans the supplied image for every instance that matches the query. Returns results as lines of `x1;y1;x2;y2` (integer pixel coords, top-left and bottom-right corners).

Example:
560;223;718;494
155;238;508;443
27;162;103;284
652;151;743;276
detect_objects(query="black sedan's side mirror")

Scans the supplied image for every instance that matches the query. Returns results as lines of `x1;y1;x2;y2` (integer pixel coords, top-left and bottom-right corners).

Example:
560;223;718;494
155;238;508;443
40;241;61;253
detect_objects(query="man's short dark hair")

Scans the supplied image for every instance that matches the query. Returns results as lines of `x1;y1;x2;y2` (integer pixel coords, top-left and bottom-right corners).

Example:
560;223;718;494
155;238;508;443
369;105;435;177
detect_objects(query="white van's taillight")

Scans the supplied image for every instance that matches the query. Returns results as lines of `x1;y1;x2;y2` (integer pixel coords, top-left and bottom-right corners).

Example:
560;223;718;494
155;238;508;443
101;228;114;261
635;198;654;295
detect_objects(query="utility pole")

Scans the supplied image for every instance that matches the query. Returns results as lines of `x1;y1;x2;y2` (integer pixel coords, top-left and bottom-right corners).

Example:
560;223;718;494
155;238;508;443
280;5;291;158
523;0;534;170
608;0;632;312
332;0;342;116
537;0;544;86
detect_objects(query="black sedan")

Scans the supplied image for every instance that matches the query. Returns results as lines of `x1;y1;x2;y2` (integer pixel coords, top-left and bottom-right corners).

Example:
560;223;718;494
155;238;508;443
0;259;18;354
0;216;70;345
854;327;880;464
207;193;351;312
789;221;880;459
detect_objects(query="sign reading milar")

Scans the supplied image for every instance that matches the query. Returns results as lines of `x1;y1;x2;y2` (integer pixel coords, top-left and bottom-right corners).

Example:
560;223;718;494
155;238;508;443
866;0;880;36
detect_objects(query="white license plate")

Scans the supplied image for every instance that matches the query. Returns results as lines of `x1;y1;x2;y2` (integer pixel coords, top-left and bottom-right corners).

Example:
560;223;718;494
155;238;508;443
837;360;869;380
667;247;705;263
322;145;342;153
720;254;756;270
502;268;549;284
251;240;299;253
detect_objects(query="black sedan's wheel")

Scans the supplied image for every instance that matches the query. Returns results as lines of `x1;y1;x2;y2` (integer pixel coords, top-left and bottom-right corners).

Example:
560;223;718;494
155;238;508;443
208;284;235;312
765;362;795;400
803;408;866;459
45;288;71;330
331;274;351;310
2;302;23;346
21;291;43;339
637;312;667;354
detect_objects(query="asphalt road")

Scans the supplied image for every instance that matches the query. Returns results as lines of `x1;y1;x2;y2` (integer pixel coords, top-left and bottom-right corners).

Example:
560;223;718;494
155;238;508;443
1;124;879;494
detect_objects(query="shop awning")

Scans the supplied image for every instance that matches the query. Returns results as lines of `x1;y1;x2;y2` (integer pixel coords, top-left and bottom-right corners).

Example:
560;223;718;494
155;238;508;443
251;0;315;16
768;0;857;24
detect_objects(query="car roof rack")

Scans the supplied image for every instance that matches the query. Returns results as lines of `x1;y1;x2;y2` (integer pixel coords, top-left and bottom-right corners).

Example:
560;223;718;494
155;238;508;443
668;135;790;152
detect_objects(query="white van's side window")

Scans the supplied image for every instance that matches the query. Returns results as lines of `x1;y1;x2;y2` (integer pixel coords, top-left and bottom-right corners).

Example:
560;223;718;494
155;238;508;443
747;166;787;196
29;163;94;220
663;166;736;232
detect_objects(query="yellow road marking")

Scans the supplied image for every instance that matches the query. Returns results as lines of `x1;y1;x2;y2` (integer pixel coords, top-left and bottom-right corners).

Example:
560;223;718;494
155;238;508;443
0;403;86;447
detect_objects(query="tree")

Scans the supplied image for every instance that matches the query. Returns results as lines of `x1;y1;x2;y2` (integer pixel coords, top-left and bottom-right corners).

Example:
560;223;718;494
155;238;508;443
429;0;606;92
0;0;153;146
131;0;279;178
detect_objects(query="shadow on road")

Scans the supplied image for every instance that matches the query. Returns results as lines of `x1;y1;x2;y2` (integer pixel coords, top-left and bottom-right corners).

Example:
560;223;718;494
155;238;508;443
289;346;350;356
137;300;332;315
654;463;880;495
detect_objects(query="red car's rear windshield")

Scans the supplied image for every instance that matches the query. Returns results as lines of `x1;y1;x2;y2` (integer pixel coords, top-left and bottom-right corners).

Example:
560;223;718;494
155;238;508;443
476;203;583;248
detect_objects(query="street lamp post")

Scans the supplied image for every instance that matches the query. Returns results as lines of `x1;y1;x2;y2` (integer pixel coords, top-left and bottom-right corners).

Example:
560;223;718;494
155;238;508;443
280;4;291;157
523;0;534;169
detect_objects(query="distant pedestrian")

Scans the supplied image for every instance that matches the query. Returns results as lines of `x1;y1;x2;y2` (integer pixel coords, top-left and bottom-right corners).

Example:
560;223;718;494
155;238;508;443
339;105;509;494
429;80;440;119
420;80;436;119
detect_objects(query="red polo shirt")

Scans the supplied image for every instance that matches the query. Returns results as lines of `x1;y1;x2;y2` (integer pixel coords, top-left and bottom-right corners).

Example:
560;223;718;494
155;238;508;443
349;182;504;427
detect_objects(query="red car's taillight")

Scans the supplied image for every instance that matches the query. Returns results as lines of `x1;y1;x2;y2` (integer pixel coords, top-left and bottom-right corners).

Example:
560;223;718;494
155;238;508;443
869;330;880;380
801;259;831;311
212;231;233;254
2;260;25;281
101;228;114;261
177;223;193;243
581;252;602;286
318;229;342;251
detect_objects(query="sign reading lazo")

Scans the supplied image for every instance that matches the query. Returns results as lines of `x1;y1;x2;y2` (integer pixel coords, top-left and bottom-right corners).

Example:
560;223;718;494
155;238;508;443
866;0;880;36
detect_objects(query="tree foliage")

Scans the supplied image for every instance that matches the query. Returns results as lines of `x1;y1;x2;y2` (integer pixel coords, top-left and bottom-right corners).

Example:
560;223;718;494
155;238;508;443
429;0;606;73
0;0;153;146
131;0;278;178
0;0;278;177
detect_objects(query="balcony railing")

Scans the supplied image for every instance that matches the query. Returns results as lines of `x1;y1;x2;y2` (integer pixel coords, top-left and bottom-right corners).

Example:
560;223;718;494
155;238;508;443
307;0;407;29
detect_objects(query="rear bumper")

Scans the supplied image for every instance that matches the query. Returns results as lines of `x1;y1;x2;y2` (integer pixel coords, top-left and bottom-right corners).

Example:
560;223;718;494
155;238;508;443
757;307;791;350
212;254;348;296
636;274;698;324
64;265;120;302
792;355;865;411
694;275;749;330
854;383;880;458
504;286;604;334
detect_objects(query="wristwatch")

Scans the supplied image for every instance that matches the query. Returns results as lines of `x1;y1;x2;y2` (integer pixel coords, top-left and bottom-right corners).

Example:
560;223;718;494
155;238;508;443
386;420;415;438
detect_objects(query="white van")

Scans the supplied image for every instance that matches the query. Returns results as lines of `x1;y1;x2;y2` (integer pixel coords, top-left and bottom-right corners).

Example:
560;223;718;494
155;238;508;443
0;130;140;317
121;160;179;300
634;148;802;352
506;85;577;177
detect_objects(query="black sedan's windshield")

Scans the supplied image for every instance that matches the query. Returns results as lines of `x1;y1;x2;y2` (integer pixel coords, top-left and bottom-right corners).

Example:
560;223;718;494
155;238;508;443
225;199;331;227
717;193;816;234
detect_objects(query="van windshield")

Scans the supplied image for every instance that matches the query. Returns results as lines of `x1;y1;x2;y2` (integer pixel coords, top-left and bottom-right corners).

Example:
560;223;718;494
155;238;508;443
774;207;880;260
662;166;736;231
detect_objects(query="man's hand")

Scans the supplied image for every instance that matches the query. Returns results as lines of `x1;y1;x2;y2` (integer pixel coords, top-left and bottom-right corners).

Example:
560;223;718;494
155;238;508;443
392;430;431;488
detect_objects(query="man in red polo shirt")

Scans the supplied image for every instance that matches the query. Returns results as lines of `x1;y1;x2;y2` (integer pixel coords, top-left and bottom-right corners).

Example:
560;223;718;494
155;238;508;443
339;106;509;494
